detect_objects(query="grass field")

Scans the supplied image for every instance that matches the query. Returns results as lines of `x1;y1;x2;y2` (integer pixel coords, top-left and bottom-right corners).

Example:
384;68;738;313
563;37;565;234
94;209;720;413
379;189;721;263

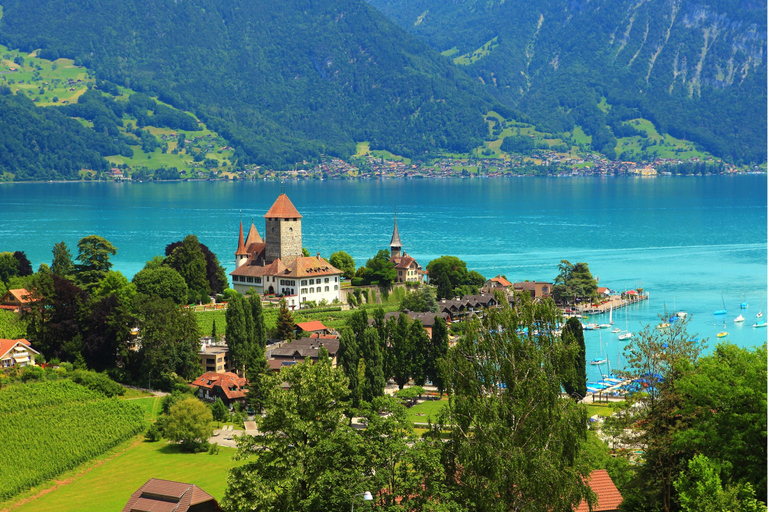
2;439;241;512
615;118;709;160
453;37;499;66
585;401;624;418
406;397;448;425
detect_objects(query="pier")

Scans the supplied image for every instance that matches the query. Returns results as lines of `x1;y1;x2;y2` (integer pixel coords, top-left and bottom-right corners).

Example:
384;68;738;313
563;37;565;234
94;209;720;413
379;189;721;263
570;292;649;317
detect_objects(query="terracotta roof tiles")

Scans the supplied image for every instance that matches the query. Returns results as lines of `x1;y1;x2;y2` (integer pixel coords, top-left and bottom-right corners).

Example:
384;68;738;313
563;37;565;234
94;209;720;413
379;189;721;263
122;478;221;512
575;470;623;512
264;194;302;219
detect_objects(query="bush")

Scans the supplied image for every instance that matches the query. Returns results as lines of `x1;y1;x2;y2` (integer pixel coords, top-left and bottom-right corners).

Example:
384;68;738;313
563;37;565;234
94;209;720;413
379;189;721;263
69;370;125;397
351;278;365;287
144;422;163;442
20;366;45;382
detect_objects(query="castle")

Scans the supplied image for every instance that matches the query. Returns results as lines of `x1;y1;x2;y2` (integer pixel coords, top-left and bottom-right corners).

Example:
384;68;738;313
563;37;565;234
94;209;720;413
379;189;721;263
230;193;342;308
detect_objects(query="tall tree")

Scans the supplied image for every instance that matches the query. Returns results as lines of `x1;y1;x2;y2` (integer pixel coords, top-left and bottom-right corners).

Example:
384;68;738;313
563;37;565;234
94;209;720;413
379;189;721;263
427;316;449;394
164;396;214;452
561;317;587;399
359;326;386;403
329;251;355;279
12;251;33;277
132;266;188;305
245;293;269;412
426;255;471;299
82;293;133;371
0;252;18;289
165;238;228;295
164;234;210;297
391;313;413;389
337;328;360;405
435;295;593;511
225;294;249;374
364;249;396;287
409;320;430;386
275;299;294;341
51;241;75;279
75;235;117;291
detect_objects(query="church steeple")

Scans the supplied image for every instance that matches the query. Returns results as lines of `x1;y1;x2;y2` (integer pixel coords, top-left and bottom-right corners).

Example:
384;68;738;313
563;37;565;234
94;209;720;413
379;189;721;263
389;211;402;260
235;218;249;268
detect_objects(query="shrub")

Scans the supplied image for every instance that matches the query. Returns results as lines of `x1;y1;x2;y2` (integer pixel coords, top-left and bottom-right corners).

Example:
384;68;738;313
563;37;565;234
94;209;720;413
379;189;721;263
70;370;125;397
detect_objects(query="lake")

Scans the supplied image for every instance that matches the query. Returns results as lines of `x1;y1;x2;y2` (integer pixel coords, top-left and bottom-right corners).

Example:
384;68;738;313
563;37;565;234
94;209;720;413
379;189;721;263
1;176;765;380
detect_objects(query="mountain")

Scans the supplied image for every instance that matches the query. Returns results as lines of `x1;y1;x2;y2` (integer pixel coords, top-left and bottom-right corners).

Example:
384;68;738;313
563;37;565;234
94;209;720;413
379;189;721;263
0;90;116;180
367;0;767;164
0;0;494;169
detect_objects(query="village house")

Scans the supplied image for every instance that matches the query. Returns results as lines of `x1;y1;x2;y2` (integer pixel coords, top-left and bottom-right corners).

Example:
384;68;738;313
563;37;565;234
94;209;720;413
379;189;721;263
191;372;247;408
0;288;34;313
512;281;553;300
266;337;340;372
575;470;623;512
437;294;499;321
0;338;38;368
230;193;343;308
483;275;513;295
122;478;222;512
198;342;231;374
294;320;333;337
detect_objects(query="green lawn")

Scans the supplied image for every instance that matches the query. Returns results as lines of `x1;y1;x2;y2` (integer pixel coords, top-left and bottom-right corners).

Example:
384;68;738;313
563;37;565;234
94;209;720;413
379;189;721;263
406;397;448;425
125;396;163;422
6;439;241;512
584;401;624;418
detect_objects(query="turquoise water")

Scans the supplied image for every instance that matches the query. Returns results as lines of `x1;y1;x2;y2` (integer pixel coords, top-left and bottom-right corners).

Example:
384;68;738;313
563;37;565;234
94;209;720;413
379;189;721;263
1;176;765;379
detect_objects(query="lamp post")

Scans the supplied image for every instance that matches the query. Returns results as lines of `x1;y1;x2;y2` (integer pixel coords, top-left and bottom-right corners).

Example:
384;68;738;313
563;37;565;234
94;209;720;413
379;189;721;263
351;491;373;512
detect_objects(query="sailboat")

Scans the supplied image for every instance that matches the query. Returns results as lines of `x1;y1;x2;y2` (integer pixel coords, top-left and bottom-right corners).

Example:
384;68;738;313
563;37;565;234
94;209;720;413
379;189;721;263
609;304;614;325
717;320;728;338
714;295;727;316
591;331;608;365
618;305;633;340
734;314;745;323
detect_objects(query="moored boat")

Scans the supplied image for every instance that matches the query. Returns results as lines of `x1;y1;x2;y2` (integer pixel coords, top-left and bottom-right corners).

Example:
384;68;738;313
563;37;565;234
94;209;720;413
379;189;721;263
734;314;745;323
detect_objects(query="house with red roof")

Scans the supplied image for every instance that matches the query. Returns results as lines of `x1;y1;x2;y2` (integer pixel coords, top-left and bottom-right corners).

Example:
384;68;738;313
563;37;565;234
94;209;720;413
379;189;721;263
295;320;332;336
0;288;35;313
575;469;623;512
191;371;248;408
230;193;342;309
0;338;38;368
122;478;222;512
484;275;513;295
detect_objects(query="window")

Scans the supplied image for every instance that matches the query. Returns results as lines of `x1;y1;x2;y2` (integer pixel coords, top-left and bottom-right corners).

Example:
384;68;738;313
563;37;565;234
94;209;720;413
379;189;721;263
301;288;307;294
255;277;262;284
334;276;338;282
334;285;338;290
310;288;314;293
309;279;314;285
325;286;329;292
247;277;254;283
301;280;307;286
324;278;329;283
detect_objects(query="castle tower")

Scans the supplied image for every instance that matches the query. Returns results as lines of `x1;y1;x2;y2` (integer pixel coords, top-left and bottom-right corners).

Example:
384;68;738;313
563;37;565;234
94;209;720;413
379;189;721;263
245;218;263;246
264;193;303;265
235;220;249;268
389;212;402;261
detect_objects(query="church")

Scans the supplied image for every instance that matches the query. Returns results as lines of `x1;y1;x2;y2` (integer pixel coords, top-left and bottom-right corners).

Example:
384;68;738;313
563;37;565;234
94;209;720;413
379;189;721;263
388;214;426;284
230;193;342;309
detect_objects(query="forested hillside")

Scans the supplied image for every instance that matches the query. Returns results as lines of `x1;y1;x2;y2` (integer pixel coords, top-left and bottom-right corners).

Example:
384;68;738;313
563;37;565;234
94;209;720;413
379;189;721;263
0;91;115;180
368;0;767;164
0;0;493;169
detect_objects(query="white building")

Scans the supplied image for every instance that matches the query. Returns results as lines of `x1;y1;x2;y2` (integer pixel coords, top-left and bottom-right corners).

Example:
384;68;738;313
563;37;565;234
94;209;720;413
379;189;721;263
229;193;342;308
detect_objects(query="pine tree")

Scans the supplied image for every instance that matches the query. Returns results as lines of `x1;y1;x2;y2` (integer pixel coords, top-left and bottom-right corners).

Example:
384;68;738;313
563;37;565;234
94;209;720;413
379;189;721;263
338;328;360;405
360;327;385;402
429;316;449;394
391;313;413;389
245;293;269;412
211;319;217;343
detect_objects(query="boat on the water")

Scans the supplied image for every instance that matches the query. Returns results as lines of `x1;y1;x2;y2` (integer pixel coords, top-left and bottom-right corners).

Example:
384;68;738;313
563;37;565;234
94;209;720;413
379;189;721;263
741;301;748;309
734;314;745;323
590;358;607;365
717;331;728;338
599;324;611;329
757;311;763;318
611;327;621;333
618;332;633;340
714;295;727;315
656;322;670;329
754;321;767;328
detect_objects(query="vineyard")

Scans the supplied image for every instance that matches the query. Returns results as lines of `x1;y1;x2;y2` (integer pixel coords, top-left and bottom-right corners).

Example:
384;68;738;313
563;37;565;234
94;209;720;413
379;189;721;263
0;380;146;501
0;309;27;339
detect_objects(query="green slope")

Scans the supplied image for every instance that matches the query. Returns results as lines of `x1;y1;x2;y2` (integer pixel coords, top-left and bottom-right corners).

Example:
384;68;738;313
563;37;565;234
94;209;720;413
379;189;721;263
368;0;767;165
0;0;495;169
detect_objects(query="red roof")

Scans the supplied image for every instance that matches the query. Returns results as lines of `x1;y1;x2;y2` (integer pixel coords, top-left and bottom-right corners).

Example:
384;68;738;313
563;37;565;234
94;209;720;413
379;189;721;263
0;338;34;359
490;275;512;287
230;255;341;279
236;221;248;256
245;222;263;245
2;288;33;304
191;372;248;400
575;470;623;512
296;320;329;332
264;194;302;219
122;478;221;512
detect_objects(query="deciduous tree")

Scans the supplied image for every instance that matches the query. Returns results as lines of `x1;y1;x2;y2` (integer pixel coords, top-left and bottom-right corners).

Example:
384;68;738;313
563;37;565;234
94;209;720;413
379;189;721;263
75;235;117;291
561;317;587;399
51;241;75;279
164;396;213;452
132;266;188;304
329;250;355;279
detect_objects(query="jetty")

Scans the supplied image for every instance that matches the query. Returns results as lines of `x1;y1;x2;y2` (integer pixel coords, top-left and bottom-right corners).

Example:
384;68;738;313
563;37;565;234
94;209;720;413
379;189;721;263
571;292;648;317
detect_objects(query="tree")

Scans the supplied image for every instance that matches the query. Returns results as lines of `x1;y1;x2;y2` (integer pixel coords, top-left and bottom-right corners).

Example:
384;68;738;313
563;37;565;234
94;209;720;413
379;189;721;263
164;234;210;297
275;299;294;341
164;396;213;452
0;252;18;289
426;255;480;299
245;293;269;412
223;357;369;512
552;260;597;305
12;251;33;277
329;251;355;279
428;316;449;394
673;343;767;503
51;241;75;278
359;326;386;402
82;293;133;371
338;328;360;405
75;235;117;291
616;312;705;512
364;249;396;287
166;238;228;295
409;320;430;386
400;286;438;313
435;295;593;511
674;454;765;512
211;397;229;422
132;266;188;304
561;317;587;399
134;295;202;387
390;313;413;389
225;294;249;374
